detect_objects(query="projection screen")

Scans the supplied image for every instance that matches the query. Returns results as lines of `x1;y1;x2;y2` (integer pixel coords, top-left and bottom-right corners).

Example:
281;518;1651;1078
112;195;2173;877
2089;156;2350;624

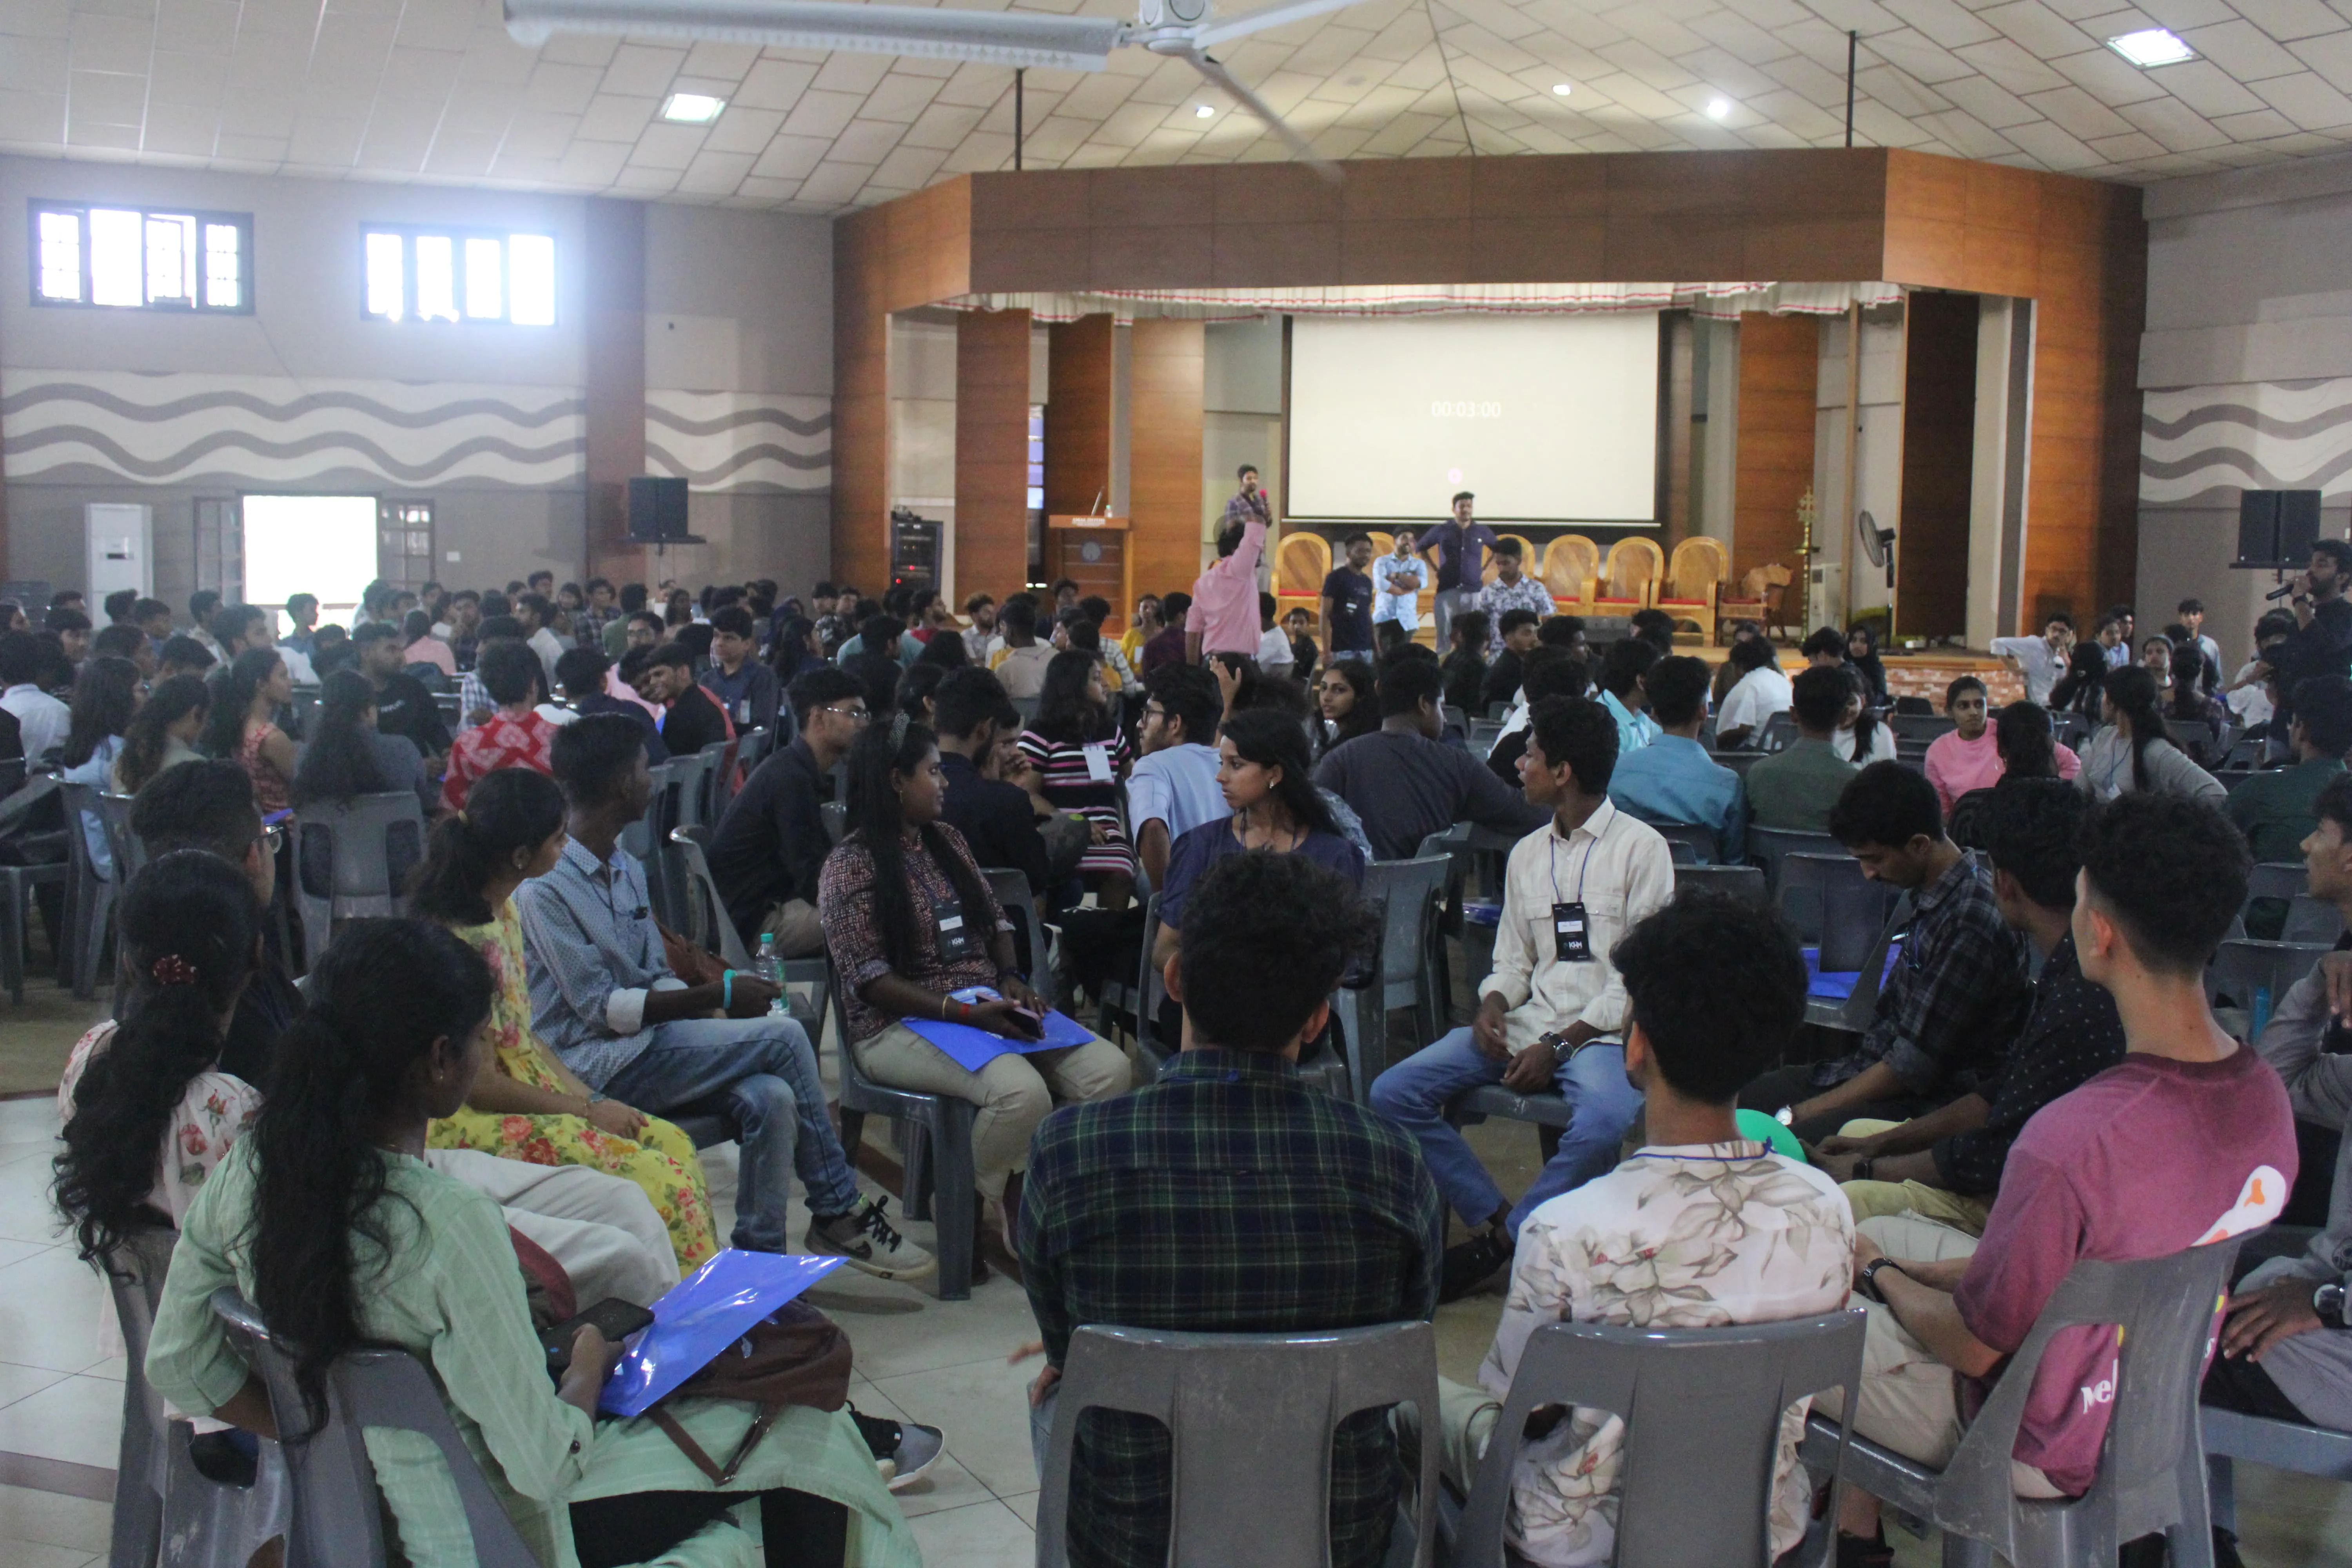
1287;313;1661;523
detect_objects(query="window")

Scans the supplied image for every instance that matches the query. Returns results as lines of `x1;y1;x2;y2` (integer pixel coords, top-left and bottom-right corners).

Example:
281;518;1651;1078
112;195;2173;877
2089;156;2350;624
362;225;554;326
31;201;251;312
242;495;377;631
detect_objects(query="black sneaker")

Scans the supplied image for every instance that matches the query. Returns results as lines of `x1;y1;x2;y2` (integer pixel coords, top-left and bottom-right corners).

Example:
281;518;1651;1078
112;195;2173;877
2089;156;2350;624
806;1196;937;1280
850;1406;945;1492
1833;1530;1893;1568
1439;1229;1513;1303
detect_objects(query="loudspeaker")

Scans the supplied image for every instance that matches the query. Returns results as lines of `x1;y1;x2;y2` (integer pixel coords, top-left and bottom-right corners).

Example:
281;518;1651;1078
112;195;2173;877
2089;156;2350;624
2237;489;2325;568
627;476;690;543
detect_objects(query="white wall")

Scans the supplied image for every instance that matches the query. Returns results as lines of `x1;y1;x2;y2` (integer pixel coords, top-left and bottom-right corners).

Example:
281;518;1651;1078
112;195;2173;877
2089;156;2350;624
1814;307;1906;620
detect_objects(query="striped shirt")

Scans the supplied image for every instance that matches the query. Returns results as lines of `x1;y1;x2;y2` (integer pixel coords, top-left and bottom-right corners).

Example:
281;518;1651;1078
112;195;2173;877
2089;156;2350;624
1020;724;1136;879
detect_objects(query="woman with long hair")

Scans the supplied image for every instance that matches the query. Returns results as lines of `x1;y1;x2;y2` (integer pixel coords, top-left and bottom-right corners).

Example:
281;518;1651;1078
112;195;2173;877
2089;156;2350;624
1119;594;1163;667
1018;649;1136;910
2164;635;2231;760
114;673;209;795
1315;657;1379;759
409;768;716;1272
2078;665;2225;803
61;654;143;877
404;608;457;680
766;613;829;684
200;646;296;813
1945;700;2085;849
290;669;396;805
818;723;1127;1265
2047;638;2114;720
1845;623;1889;705
1832;666;1895;766
143;917;920;1568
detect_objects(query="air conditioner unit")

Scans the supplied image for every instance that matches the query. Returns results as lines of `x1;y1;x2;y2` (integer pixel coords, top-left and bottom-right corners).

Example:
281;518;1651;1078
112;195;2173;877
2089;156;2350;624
1806;561;1844;633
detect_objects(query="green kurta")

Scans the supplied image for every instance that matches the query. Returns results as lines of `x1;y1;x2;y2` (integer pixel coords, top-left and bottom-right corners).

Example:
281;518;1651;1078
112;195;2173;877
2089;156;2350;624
145;1142;920;1568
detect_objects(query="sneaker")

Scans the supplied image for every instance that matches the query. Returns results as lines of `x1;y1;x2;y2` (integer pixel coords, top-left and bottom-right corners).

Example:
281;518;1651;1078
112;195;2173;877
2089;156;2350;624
1438;1228;1512;1303
852;1407;946;1492
1833;1531;1893;1568
806;1196;937;1280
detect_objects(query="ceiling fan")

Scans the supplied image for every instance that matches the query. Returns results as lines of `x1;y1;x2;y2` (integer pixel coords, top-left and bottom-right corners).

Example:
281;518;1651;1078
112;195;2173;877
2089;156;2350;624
503;0;1364;178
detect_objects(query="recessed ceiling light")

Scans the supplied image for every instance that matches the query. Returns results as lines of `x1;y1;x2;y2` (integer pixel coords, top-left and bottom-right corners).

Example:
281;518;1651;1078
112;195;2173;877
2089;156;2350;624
1551;82;1573;96
1705;96;1732;119
1195;103;1215;117
660;93;726;123
2106;27;2194;67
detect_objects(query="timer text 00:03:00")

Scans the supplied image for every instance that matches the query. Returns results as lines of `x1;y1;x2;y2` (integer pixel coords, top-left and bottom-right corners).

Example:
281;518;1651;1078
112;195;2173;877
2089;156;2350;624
1429;401;1503;418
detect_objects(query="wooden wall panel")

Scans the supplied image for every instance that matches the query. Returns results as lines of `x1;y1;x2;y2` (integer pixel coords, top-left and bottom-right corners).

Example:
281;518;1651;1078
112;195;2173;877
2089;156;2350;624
1733;313;1817;586
1044;315;1113;517
584;198;646;583
1129;319;1206;600
955;308;1033;602
1898;291;1979;639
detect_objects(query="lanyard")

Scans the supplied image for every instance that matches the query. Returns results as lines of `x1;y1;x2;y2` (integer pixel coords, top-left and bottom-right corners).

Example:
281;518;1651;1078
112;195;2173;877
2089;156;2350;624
1547;813;1611;906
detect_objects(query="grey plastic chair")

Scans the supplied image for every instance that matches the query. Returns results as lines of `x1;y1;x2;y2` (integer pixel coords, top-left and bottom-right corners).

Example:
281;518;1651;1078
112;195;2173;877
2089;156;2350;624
211;1290;539;1568
668;824;832;1044
58;779;113;1000
2203;1405;2352;1540
1716;749;1766;783
2281;893;2345;945
105;1229;288;1568
980;866;1058;1012
695;736;740;824
641;753;710;931
1799;1240;2248;1568
2203;938;2332;1036
0;847;66;1005
829;967;981;1301
2247;861;2308;905
820;798;847;844
1778;852;1873;948
1336;855;1454;1103
1753;711;1798;753
735;725;773;773
1453;1311;1867;1568
1747;828;1844;895
1891;713;1957;744
1036;1321;1439;1568
291;792;425;968
1646;820;1717;865
1676;862;1767;904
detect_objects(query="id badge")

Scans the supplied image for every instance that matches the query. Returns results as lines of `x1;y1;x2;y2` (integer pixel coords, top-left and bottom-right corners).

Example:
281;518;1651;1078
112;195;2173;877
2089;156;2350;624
1553;901;1593;964
1082;743;1113;784
932;894;978;962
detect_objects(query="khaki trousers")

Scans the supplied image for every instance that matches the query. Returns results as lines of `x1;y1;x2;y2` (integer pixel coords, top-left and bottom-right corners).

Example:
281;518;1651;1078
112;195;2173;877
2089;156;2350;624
850;1022;1131;1201
1832;1119;1993;1236
757;898;825;958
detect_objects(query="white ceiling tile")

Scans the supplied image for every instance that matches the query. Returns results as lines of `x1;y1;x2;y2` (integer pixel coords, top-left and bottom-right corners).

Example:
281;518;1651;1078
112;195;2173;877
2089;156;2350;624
2115;89;2230;142
1749;83;1850;130
1863;25;1979;81
67;10;149;73
212;131;285;161
780;86;864;138
1856;60;1955;111
1935;66;2043;118
828;116;905;162
497;109;576;159
612;163;680;190
700;104;784;152
575;92;655;142
602;43;684;98
393;0;474;55
150;0;231;55
552;135;628;182
2250;64;2352;120
533;33;614;67
286;114;363;163
680;40;760;80
2042;44;2169;102
1758;48;1860;102
422;131;500;175
749;131;830;178
2230;0;2348;41
677;146;753;191
860;71;946;122
66;115;139;145
2133;0;2234;23
524;61;603;114
1884;0;2005;44
2179;18;2307;78
1952;34;2073;89
0;34;67;93
872;140;949;185
1851;93;1941;136
138;94;212;150
2022;79;2138;131
0;0;72;38
810;52;893;95
1914;102;2023;148
2209;102;2299;132
795;159;873;201
69;66;145;123
1978;0;2096;56
2289;27;2352;88
626;119;706;167
2144;55;2269;112
733;57;818;109
2002;110;2104;158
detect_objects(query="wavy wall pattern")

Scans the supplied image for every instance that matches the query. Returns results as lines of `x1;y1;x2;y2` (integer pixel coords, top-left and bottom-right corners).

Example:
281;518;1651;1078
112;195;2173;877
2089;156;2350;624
644;390;830;492
1;372;586;487
2141;379;2352;505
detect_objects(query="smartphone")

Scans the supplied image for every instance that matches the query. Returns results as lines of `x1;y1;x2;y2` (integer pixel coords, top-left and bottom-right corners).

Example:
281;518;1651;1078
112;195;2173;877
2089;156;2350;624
541;1298;654;1374
1007;1004;1046;1037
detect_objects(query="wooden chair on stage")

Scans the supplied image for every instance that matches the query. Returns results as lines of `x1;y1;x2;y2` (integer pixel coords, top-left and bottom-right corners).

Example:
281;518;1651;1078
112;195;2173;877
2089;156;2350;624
1720;563;1794;641
1274;531;1330;631
1540;535;1600;616
1659;536;1729;644
1593;537;1665;618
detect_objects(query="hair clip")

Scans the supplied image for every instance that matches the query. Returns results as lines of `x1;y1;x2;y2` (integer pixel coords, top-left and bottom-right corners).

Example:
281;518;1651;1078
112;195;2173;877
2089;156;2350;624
151;955;200;987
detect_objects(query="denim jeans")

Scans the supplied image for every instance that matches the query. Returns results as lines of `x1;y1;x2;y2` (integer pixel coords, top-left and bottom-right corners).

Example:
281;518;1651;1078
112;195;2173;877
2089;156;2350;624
600;1014;861;1252
1368;1025;1643;1234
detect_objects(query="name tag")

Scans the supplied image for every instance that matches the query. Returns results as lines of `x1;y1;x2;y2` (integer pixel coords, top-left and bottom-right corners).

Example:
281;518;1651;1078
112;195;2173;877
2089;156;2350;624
1553;901;1593;964
933;895;977;961
1083;743;1113;784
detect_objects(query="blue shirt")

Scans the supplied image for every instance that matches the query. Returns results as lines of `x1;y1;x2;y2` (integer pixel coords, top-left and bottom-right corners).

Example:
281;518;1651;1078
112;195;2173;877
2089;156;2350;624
1126;743;1226;893
1607;733;1747;862
1601;689;1661;755
515;836;678;1088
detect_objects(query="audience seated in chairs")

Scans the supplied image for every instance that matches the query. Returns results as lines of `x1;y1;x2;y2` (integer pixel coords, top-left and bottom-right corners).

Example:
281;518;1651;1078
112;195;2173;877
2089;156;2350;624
1743;665;1861;833
634;640;735;760
1814;780;2125;1235
1741;763;2031;1144
353;619;452;765
1313;657;1547;862
554;645;668;762
519;714;931;1279
410;767;720;1275
817;722;1128;1277
2205;770;2352;1477
1713;636;1792;750
1833;668;1896;764
699;604;782;737
1479;608;1544;713
113;672;209;795
932;667;1064;906
1314;656;1379;762
1824;793;2297;1568
1369;695;1675;1302
293;668;434;814
140;917;923;1568
1440;610;1492;720
1125;662;1226;894
2078;664;2227;805
59;653;139;877
1593;636;1661;757
706;666;869;960
1017;849;1439;1568
1418;887;1851;1568
2230;675;2352;865
1483;645;1587;787
1018;650;1138;913
1606;652;1746;862
200;646;297;816
444;639;558;815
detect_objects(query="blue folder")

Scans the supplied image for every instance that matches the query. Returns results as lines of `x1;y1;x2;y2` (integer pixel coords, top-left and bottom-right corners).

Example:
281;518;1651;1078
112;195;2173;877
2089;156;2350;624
904;987;1096;1071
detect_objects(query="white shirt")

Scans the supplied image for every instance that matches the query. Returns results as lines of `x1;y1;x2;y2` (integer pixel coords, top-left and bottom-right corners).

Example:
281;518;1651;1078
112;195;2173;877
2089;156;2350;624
1990;636;2064;706
1831;721;1897;763
266;644;317;685
1483;1144;1853;1566
1126;742;1226;894
1484;802;1676;1049
1715;666;1793;740
527;626;567;681
2228;660;2274;730
1256;625;1295;674
1;684;70;760
1372;552;1425;630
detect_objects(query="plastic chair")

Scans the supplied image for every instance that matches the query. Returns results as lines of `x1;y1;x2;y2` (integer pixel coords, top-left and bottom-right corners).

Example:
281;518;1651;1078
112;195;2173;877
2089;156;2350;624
57;779;113;1000
736;725;773;773
668;824;832;1044
642;753;710;931
1754;711;1798;753
1798;1241;2249;1568
210;1290;539;1568
1747;828;1843;894
1677;862;1766;903
1645;820;1719;866
820;799;847;844
0;856;66;1005
2247;862;2307;904
2281;893;2344;946
980;866;1058;1012
828;969;981;1301
1717;750;1766;783
1336;855;1454;1104
2203;1406;2352;1540
1776;852;1857;946
2203;938;2332;1034
291;793;425;967
1891;713;1957;745
696;737;739;824
1452;1311;1867;1568
105;1228;289;1568
1036;1321;1439;1568
1131;893;1175;1069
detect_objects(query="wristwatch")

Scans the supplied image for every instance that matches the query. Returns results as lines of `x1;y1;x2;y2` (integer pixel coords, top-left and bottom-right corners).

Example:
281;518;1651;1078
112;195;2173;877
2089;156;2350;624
1775;1105;1797;1127
2317;1281;2347;1330
1852;1156;1877;1181
1858;1257;1908;1304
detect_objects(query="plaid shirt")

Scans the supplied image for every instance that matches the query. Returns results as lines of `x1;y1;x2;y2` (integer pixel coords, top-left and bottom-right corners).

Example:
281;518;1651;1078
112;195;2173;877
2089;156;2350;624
1019;1049;1443;1568
1475;573;1559;650
574;604;618;647
1816;854;2031;1096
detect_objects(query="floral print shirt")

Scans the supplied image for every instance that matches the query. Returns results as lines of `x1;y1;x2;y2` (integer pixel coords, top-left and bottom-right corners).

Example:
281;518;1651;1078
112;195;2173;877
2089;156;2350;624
1479;1142;1854;1567
58;1022;261;1227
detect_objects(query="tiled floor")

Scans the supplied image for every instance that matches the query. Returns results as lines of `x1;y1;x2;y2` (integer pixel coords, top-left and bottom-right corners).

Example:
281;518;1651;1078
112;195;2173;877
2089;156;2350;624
3;977;2350;1564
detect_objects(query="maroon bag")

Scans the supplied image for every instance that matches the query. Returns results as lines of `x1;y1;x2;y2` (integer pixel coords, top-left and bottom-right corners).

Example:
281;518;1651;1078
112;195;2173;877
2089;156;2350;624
645;1301;853;1486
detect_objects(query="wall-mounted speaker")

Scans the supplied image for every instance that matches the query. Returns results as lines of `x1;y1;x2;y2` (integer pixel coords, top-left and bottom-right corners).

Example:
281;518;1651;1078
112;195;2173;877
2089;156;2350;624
627;476;692;543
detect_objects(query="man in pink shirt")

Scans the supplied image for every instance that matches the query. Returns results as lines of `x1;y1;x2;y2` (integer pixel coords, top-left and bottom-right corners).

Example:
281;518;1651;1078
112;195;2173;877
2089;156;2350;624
1186;467;1270;664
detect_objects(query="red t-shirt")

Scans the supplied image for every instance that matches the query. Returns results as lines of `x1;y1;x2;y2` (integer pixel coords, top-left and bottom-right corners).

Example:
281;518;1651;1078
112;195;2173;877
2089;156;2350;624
442;711;557;813
1953;1046;2296;1494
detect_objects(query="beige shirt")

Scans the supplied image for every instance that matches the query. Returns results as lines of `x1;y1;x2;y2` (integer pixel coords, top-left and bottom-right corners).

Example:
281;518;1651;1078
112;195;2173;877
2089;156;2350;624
1482;801;1676;1048
996;642;1055;701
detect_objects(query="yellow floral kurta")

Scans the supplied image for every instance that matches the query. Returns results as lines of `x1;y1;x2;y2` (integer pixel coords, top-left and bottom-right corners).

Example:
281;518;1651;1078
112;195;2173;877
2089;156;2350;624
427;899;718;1271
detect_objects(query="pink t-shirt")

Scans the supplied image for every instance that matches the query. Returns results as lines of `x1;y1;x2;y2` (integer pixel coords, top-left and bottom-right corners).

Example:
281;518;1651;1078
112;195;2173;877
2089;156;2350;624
1189;516;1268;658
1922;728;2082;815
1952;1047;2295;1494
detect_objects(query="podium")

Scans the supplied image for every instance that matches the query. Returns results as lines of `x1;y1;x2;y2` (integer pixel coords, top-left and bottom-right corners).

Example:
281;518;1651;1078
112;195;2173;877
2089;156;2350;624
1044;514;1132;617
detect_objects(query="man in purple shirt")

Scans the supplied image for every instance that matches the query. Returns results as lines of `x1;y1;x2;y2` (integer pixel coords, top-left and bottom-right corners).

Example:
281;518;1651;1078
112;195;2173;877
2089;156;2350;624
1418;490;1499;648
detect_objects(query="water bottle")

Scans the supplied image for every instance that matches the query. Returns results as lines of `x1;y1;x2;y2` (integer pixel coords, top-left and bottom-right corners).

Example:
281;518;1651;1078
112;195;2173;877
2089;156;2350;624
2251;985;2272;1043
755;932;786;1016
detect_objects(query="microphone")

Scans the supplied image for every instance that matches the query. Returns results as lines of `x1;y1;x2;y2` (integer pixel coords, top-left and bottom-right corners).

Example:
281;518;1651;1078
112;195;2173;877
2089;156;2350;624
2266;581;2300;601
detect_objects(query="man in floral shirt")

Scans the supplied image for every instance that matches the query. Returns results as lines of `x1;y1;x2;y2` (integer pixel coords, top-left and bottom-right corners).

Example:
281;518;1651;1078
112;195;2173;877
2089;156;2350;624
1475;539;1557;653
1416;889;1852;1566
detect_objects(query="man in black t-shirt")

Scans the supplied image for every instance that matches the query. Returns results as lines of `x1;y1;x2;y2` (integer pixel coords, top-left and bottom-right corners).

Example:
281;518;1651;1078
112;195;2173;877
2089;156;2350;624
636;642;733;759
2258;539;2352;739
354;622;450;762
932;667;1052;902
706;666;866;955
1320;531;1377;663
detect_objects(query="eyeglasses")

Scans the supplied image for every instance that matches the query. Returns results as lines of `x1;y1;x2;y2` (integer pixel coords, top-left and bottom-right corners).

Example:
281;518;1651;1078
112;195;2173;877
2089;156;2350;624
821;704;871;723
